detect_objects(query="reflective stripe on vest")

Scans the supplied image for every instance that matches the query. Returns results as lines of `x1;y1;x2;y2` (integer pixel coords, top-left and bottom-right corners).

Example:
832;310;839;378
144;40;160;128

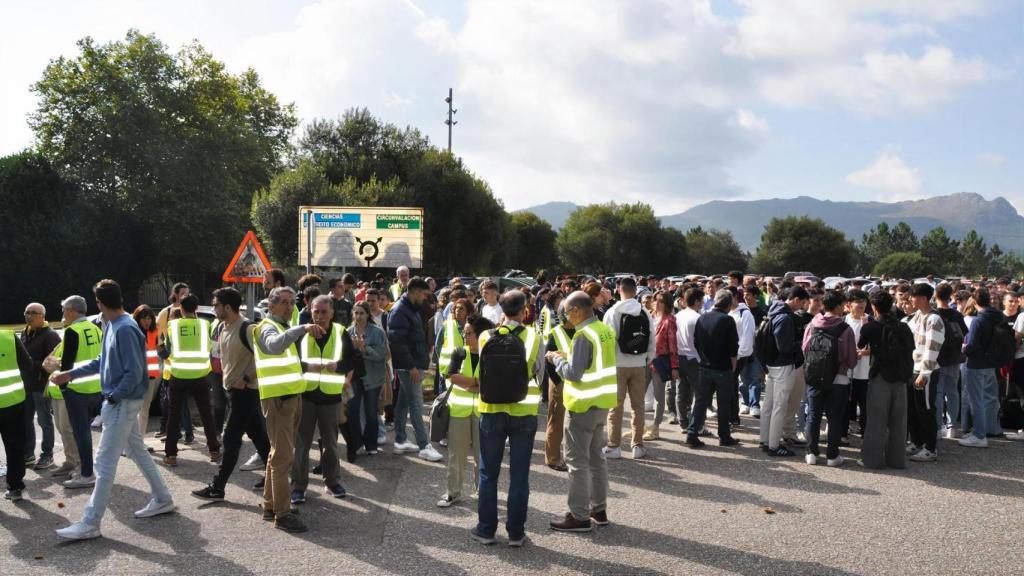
539;307;556;342
476;325;541;416
437;317;464;376
252;319;305;399
47;321;103;397
563;321;618;412
168;318;212;379
447;346;479;418
0;331;26;409
145;330;160;378
300;323;345;395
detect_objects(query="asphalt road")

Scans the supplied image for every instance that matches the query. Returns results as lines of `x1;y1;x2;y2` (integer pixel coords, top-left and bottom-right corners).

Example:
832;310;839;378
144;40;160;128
2;404;1022;576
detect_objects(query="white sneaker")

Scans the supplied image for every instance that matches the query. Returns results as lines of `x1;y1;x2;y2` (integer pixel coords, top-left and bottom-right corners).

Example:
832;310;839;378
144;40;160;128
63;473;96;489
632;446;647;459
750;407;761;418
394;441;419;454
805;454;817;465
909;448;937;462
826;456;845;468
957;435;989;448
56;521;101;540
134;498;176;518
418;445;443;462
740;406;750;415
945;428;962;439
1006;430;1024;441
905;443;919;455
439;438;448;447
437;494;458;508
602;446;621;459
239;453;264;471
90;415;103;429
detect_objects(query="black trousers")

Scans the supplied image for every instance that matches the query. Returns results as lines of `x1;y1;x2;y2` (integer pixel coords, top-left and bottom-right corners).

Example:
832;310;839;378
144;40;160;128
1;402;27;491
165;376;221;457
844;378;869;436
213;387;270;490
210;373;227;433
908;373;938;452
806;383;849;460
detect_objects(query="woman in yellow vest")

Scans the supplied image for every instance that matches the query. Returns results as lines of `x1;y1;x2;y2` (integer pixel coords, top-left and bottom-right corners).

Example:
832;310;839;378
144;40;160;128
437;315;494;508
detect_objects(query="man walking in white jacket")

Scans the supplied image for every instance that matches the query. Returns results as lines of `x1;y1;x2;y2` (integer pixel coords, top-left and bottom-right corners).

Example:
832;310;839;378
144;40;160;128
602;278;656;459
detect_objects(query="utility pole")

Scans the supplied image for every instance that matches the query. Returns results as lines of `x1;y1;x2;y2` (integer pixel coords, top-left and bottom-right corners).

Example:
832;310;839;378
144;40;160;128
444;87;457;153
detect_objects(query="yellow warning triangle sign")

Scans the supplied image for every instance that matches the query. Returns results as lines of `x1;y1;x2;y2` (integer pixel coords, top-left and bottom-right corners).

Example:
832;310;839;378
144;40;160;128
223;231;272;283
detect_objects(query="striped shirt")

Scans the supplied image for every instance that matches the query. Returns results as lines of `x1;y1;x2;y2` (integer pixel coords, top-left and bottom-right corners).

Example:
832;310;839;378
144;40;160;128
909;310;944;378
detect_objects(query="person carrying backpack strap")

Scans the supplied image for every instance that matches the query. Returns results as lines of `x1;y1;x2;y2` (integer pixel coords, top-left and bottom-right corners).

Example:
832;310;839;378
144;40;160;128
472;289;546;547
600;277;655;460
799;291;857;467
933;283;967;439
960;288;1006;448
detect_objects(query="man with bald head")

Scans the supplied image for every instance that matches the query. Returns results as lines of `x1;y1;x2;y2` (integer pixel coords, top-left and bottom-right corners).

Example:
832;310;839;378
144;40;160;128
547;291;619;533
21;302;61;469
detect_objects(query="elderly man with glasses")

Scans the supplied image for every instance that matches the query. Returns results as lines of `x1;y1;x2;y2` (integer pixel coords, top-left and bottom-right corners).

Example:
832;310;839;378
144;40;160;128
20;304;61;470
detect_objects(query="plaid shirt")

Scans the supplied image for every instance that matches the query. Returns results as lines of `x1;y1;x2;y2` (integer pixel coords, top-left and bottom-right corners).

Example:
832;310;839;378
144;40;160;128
909;309;945;378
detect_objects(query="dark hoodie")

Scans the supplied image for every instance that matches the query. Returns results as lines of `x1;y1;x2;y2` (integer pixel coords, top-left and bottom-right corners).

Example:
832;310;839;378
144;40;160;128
801;313;858;382
767;300;801;367
964;306;1004;369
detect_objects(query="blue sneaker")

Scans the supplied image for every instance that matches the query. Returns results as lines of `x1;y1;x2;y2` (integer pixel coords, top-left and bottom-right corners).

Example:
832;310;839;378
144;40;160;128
326;484;347;499
290;490;306;505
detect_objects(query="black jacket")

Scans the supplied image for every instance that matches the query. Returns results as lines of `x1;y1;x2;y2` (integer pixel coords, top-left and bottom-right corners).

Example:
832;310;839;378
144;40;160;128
694;309;739;371
387;294;429;370
20;326;60;393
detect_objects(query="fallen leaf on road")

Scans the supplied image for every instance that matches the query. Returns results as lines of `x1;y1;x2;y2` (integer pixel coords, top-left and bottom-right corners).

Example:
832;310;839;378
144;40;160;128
763;507;775;515
35;554;44;560
720;509;727;513
57;501;65;508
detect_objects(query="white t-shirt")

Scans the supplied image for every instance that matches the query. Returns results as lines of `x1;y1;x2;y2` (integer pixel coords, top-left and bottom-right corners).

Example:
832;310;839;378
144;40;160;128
675;308;701;360
481;303;503;325
1013;314;1024;359
844;314;871;380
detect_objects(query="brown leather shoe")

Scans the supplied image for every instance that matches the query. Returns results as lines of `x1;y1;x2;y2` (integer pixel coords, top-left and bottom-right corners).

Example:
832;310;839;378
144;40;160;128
209;451;223;463
589;510;610;526
549;512;592;533
162;455;178;467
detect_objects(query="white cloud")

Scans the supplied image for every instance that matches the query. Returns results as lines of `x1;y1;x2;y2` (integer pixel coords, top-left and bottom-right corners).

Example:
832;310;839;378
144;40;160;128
846;148;922;200
730;108;769;135
977;153;1006;167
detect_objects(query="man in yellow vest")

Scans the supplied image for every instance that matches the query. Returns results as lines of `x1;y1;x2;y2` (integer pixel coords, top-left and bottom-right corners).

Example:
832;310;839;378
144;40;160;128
543;306;572;472
253;286;324;533
546;291;619;533
389;265;410;302
0;328;33;501
291;295;349;504
50;295;103;489
471;290;545;548
160;294;221;466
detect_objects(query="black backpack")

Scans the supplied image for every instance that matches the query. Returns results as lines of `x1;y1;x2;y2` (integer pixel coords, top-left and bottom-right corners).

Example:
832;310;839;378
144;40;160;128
803;323;848;390
879;320;914;383
986;318;1016;368
935;309;965;367
479;326;529;404
617;310;651;355
755;317;779;365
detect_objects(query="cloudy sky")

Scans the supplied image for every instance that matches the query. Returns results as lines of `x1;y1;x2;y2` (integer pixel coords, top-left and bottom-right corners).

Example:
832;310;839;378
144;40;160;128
1;0;1020;214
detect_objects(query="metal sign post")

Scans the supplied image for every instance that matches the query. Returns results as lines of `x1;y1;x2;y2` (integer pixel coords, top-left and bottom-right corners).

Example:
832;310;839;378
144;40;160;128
246;284;256;321
306;209;314;275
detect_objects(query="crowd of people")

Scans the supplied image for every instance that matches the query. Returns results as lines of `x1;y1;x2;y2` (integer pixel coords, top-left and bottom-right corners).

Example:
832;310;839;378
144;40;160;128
1;266;1023;545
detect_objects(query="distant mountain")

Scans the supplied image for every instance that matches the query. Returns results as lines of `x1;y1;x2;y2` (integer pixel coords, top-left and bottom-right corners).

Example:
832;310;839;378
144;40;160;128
515;201;578;231
520;193;1024;254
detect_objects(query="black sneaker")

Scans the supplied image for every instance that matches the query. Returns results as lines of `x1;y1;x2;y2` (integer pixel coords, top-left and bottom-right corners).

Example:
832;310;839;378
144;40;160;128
253;478;265;490
550;512;592;533
783;437;806;446
719;437;741;447
685;436;705;449
730;418;741;426
326;484;347;499
184;434;195;444
259;504;275;521
191;484;225;501
547;463;568;472
4;489;23;502
589;510;610;526
759;443;770;452
769;446;795;457
312;463;323;475
275;512;308;533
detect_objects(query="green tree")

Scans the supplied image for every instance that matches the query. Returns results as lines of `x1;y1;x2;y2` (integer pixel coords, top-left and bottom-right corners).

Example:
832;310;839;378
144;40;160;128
555;203;683;273
919;227;959;275
857;221;919;273
751;216;856;276
959;230;988;277
872;252;933;279
988;250;1024;278
654;227;689;275
508;212;560;275
30;30;296;280
0;152;153;322
557;204;627;273
683;226;746;274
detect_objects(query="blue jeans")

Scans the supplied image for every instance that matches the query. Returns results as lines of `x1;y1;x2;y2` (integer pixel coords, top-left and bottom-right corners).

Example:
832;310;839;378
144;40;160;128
348;378;381;451
63;390;102;477
962;367;997;439
393;369;428;448
25;390;55;459
83;398;172;527
476;412;538;540
738;357;764;408
934;364;961;431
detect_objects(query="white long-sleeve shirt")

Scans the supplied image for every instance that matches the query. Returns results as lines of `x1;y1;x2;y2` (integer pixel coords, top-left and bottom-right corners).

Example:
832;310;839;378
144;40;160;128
603;297;656;368
730;303;755;359
675;307;701;361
